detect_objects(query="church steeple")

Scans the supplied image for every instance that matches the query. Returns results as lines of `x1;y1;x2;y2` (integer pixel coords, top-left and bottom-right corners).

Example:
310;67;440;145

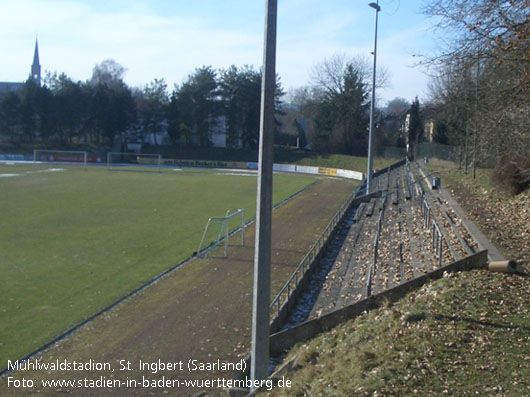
30;38;41;86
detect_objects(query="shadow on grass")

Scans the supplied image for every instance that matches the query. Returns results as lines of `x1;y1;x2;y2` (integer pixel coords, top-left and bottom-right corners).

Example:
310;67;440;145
405;312;427;323
433;314;530;331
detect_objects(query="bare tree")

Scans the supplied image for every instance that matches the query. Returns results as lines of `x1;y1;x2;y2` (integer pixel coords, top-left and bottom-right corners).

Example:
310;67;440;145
90;59;127;87
422;0;529;190
386;97;409;117
311;53;390;100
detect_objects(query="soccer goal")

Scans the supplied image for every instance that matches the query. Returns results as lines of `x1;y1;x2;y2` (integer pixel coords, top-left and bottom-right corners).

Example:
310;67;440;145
33;150;88;169
106;152;162;172
197;209;246;258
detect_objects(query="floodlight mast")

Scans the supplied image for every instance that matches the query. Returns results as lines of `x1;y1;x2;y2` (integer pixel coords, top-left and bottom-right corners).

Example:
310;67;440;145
366;0;380;193
251;0;277;390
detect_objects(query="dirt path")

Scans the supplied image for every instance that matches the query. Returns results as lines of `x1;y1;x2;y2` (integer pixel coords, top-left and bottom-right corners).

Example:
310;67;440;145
1;177;353;396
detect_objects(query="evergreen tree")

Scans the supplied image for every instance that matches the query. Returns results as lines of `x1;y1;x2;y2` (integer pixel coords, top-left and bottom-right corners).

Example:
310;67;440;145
218;66;261;148
172;66;218;147
0;93;22;142
136;78;169;145
407;96;423;160
313;59;370;155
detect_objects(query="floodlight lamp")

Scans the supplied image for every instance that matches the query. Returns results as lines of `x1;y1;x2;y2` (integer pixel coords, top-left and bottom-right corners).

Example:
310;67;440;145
368;2;381;11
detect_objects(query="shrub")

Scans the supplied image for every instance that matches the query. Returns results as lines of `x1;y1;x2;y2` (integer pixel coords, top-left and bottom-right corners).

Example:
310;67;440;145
492;152;530;195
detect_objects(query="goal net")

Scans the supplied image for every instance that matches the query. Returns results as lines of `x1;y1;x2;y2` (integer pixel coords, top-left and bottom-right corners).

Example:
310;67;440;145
106;152;162;172
33;150;88;168
197;209;245;258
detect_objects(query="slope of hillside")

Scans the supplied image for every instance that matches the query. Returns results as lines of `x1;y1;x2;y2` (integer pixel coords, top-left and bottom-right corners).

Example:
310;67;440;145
264;268;529;396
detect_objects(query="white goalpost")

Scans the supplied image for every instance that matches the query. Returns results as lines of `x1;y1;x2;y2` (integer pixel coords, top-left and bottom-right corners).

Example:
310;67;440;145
106;152;162;172
33;150;88;169
197;209;246;258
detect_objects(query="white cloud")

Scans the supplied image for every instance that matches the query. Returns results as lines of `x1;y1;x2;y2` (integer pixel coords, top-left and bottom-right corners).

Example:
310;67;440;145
0;0;434;102
1;0;263;87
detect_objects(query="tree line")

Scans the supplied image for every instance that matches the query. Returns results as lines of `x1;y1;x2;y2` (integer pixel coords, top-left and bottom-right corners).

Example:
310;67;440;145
2;52;418;158
289;54;425;157
0;60;284;150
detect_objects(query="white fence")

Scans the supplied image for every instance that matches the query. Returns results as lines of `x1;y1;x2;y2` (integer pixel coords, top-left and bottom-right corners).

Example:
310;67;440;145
251;162;364;181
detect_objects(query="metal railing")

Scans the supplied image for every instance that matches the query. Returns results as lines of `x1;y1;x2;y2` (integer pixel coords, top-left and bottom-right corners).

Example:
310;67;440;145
432;220;443;268
422;199;431;228
421;197;445;268
269;188;357;320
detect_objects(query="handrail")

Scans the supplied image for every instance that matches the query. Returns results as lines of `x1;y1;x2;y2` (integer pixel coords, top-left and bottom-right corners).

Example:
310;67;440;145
421;195;445;268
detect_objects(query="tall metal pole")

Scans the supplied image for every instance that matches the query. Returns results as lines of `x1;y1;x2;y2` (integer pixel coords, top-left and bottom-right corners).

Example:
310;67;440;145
251;0;277;389
366;1;380;194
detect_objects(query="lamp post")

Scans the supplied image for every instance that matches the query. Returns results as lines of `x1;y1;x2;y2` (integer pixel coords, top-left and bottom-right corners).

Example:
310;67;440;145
366;1;380;194
251;0;277;391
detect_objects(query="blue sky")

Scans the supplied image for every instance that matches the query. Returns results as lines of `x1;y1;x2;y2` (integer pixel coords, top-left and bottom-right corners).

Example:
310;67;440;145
0;0;439;104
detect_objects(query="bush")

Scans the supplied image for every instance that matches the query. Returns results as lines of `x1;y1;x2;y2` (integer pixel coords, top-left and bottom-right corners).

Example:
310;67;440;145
492;153;530;195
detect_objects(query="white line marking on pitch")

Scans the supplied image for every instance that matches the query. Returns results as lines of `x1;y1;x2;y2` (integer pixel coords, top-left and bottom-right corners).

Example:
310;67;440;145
37;168;65;173
215;172;256;177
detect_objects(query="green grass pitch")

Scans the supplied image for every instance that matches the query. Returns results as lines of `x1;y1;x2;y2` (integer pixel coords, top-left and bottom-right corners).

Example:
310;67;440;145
0;163;316;366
